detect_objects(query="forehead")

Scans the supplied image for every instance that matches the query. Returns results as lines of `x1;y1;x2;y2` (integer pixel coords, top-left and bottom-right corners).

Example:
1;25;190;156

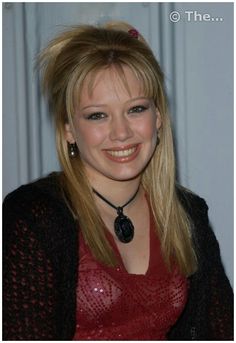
75;65;146;106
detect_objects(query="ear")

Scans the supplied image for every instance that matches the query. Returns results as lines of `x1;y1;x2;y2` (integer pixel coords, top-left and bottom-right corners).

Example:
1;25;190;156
156;109;162;130
64;123;76;144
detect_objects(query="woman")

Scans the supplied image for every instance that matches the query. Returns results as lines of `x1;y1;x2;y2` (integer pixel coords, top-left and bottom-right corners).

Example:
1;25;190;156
3;21;233;340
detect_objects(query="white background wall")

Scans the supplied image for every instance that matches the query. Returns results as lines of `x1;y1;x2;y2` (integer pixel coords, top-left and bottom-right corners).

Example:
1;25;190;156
2;2;233;286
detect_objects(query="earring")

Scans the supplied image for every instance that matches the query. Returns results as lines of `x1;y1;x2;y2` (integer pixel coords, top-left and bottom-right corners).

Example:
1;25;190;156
156;131;160;146
68;143;78;158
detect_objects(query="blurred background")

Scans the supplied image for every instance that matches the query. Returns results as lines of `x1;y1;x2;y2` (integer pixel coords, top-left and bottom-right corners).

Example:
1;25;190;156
2;2;233;286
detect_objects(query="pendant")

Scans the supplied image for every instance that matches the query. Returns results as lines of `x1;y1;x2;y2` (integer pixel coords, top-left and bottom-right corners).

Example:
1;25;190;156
92;188;138;244
114;213;134;243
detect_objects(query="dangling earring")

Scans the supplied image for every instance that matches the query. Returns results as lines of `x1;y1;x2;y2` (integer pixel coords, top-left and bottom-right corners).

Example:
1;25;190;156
156;131;160;146
68;143;78;158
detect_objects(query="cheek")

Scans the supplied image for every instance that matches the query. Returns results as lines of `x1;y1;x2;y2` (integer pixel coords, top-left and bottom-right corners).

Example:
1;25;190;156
74;123;107;148
135;116;157;139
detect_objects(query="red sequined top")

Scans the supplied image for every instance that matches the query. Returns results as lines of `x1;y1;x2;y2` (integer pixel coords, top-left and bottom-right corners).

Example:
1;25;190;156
73;205;188;340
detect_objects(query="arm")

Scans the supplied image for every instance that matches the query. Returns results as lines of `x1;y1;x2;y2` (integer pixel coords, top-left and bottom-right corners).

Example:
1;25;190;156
3;193;58;340
203;217;233;340
174;188;233;340
188;193;233;340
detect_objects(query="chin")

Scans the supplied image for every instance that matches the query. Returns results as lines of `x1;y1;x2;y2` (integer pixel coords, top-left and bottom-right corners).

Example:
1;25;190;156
105;169;143;182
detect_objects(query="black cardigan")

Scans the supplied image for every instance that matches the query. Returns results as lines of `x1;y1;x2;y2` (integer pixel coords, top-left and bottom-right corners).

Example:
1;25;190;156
3;173;233;340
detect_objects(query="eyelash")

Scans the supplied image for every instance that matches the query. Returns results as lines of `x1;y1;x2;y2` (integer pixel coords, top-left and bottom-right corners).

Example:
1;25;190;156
128;105;148;114
86;105;148;121
87;112;107;121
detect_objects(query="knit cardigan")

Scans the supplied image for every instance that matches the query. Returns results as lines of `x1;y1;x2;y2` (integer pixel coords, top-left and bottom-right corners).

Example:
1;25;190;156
3;173;233;340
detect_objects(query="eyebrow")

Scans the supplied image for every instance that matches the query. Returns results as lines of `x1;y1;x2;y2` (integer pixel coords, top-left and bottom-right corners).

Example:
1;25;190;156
81;104;106;111
80;96;150;111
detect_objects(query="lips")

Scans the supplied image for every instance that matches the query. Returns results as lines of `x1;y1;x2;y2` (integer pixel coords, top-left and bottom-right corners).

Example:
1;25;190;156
102;144;141;163
106;146;136;157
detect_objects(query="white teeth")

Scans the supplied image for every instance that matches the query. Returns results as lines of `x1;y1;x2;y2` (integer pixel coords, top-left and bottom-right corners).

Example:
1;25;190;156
107;147;136;157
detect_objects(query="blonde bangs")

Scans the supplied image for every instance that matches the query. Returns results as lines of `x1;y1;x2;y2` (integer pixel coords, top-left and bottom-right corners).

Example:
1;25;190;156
64;46;163;122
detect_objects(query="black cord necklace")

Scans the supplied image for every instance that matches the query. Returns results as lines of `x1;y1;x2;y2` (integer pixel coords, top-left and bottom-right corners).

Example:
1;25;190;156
92;186;140;243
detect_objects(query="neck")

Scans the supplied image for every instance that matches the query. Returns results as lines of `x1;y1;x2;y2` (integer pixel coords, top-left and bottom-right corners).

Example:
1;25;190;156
91;178;142;207
93;184;140;210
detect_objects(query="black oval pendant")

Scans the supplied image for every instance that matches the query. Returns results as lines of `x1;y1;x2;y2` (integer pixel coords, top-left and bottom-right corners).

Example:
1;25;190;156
114;214;134;243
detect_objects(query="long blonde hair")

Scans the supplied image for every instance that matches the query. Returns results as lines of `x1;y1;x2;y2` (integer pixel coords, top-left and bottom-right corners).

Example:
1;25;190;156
39;21;197;276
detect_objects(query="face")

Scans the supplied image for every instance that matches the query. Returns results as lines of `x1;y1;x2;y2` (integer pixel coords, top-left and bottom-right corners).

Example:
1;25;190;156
65;66;161;184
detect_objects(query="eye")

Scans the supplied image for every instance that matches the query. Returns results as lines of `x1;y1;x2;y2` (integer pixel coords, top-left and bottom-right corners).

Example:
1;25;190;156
86;112;107;120
128;105;148;114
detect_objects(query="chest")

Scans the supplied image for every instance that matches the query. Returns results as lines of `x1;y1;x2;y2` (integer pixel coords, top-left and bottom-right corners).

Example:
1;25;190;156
73;225;189;340
101;195;151;274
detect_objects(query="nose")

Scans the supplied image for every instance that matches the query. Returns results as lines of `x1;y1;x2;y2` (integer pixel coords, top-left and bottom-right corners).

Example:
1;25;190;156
109;115;134;142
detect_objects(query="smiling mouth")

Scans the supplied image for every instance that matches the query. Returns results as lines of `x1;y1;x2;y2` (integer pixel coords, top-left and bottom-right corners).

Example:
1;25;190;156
103;144;140;162
106;146;137;157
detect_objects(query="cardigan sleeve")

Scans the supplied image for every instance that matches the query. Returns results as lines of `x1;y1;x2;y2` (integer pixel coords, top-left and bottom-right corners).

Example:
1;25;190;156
170;188;234;340
201;208;234;340
3;189;58;340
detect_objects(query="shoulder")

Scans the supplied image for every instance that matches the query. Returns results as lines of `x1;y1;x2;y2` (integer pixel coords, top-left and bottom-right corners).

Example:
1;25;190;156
176;184;211;236
176;184;209;226
3;172;76;244
176;184;222;265
4;172;64;206
3;172;69;215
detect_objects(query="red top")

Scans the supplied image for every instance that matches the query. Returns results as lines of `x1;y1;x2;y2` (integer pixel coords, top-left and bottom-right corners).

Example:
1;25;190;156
73;203;188;340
